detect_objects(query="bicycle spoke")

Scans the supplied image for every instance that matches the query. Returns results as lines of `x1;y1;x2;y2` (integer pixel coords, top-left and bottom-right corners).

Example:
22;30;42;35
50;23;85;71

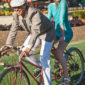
66;48;84;85
0;67;30;85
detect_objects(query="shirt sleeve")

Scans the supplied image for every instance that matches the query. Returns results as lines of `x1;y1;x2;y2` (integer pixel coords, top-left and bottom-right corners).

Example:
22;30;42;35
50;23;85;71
6;12;19;45
47;4;52;20
60;1;67;26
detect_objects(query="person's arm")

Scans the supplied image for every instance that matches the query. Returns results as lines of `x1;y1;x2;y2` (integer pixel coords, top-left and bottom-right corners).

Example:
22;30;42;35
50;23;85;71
60;1;67;41
19;11;41;62
47;4;52;20
60;25;65;41
6;12;19;45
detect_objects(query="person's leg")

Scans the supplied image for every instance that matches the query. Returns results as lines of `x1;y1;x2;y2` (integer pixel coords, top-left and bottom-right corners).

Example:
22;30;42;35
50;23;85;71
40;40;53;85
55;41;69;78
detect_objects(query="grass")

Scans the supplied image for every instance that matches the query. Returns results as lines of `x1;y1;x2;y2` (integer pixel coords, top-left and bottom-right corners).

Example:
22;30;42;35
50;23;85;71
0;39;85;85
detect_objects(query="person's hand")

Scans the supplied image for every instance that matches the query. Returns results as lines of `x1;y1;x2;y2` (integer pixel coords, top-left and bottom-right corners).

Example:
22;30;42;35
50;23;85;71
19;51;26;62
19;48;30;63
59;36;65;41
0;46;11;58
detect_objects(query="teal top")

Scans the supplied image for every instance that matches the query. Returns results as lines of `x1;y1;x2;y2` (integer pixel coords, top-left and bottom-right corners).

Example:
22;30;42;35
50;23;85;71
48;0;73;43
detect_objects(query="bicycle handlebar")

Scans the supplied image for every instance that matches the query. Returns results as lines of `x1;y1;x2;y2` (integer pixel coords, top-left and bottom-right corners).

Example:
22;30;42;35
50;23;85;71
0;45;22;52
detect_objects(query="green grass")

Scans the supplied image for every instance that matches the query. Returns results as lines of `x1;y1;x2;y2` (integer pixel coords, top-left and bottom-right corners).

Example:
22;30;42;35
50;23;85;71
0;40;85;85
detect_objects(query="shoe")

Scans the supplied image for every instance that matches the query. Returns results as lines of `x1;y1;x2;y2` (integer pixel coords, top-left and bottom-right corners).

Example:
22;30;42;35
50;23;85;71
34;68;41;78
62;77;71;85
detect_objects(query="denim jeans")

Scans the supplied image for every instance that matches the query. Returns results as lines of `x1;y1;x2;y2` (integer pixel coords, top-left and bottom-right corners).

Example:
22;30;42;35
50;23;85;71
40;40;53;85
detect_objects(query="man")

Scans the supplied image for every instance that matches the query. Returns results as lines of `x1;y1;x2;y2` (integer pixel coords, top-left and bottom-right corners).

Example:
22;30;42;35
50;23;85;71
6;0;56;85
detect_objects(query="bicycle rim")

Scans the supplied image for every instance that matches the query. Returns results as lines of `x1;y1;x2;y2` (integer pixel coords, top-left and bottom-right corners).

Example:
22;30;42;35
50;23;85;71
67;48;84;85
0;66;30;85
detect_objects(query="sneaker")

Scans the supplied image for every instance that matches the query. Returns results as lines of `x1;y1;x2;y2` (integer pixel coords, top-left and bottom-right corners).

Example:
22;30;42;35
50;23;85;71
34;68;41;78
62;77;71;85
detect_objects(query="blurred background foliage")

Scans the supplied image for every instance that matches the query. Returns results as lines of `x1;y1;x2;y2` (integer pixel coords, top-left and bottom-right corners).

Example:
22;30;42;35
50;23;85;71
72;10;85;19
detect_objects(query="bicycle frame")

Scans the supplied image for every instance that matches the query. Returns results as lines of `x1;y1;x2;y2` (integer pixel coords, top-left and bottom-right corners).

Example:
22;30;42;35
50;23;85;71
16;51;63;85
19;58;43;85
0;45;84;85
11;47;85;85
0;45;63;85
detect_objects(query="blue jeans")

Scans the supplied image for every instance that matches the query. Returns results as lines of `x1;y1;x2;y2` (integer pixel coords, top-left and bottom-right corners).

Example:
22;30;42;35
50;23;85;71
40;40;53;85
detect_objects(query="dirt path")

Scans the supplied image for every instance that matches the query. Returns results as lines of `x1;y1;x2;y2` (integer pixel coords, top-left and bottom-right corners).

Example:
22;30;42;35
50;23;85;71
0;25;85;47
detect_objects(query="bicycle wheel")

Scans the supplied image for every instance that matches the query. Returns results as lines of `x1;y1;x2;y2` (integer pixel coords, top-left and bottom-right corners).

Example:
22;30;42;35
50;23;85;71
0;66;30;85
65;47;84;85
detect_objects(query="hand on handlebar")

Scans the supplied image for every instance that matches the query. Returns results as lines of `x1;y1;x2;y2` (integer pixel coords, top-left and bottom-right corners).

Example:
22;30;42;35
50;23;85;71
19;48;30;63
0;46;11;57
19;51;27;62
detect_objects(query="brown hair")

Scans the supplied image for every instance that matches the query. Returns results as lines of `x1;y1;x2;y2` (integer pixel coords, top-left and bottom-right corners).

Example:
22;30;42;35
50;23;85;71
54;0;60;8
54;0;68;10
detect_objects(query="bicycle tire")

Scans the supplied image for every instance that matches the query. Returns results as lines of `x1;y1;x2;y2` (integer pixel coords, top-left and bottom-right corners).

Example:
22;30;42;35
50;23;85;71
65;47;84;85
0;66;30;85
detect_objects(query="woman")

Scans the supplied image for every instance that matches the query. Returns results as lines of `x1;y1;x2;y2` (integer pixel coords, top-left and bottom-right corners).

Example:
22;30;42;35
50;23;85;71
48;0;73;84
